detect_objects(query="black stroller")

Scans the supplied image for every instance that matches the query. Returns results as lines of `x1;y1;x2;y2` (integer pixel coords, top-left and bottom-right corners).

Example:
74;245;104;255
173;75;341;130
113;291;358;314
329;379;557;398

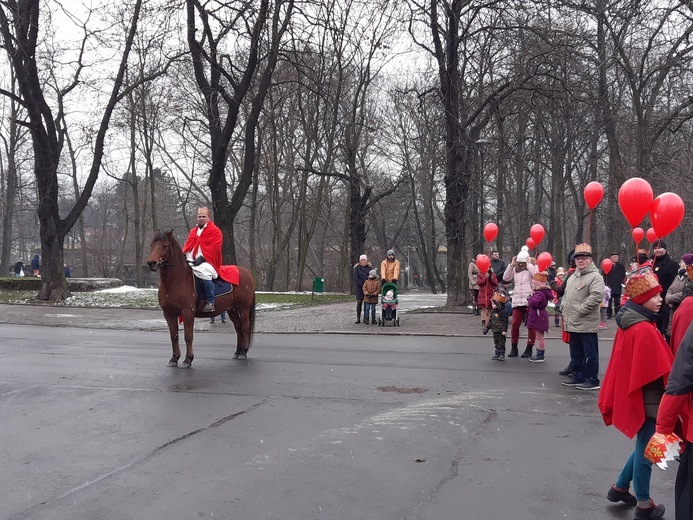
378;282;400;326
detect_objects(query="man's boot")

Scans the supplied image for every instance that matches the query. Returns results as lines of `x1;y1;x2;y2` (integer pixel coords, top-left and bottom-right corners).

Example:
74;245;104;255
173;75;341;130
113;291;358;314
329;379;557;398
508;343;519;357
364;316;369;324
521;344;533;358
559;362;574;376
202;279;215;312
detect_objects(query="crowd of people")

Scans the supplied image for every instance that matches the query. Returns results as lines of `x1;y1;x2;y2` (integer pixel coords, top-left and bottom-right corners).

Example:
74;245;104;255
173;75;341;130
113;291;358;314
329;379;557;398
465;240;693;520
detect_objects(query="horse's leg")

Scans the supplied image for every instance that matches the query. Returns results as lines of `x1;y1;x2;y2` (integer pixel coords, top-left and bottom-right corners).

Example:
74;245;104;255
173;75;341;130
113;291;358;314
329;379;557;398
180;314;195;368
164;312;181;367
228;306;249;360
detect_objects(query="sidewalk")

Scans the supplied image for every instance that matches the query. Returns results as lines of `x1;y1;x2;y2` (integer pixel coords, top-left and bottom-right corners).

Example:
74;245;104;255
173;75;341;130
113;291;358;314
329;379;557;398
0;291;619;340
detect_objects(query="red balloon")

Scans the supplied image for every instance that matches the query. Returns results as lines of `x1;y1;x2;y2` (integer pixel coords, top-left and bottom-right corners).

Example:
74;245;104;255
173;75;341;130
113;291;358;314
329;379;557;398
618;177;653;227
602;258;613;275
632;227;644;244
476;254;491;274
530;224;545;245
526;237;536;250
651;193;685;238
483;222;499;243
646;227;658;244
537;252;553;272
584;182;604;210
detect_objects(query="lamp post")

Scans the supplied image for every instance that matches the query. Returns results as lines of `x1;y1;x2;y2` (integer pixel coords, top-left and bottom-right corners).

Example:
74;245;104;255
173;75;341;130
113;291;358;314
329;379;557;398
476;138;491;244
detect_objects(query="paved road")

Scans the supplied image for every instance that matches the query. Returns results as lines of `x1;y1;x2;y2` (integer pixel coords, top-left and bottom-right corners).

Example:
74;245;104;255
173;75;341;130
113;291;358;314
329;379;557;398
0;295;665;520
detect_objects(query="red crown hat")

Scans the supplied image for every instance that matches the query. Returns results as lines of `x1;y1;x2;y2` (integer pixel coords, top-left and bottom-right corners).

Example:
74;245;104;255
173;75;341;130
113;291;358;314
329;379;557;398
626;268;662;305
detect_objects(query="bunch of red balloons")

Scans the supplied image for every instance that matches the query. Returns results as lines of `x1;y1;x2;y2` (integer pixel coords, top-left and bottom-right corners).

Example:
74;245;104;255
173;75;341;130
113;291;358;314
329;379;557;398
618;178;685;239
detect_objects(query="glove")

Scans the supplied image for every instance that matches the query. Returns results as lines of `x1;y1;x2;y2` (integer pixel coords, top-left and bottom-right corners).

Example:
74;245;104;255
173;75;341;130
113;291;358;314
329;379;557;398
192;256;206;266
392;279;397;284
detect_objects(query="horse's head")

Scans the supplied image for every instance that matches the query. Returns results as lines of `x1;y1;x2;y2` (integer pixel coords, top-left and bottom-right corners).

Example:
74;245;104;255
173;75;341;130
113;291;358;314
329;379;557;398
147;230;175;271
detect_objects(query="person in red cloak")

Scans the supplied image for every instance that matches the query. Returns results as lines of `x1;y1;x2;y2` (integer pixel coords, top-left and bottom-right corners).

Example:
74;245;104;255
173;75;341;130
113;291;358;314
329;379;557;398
182;206;223;312
653;319;693;520
669;254;693;357
598;267;673;519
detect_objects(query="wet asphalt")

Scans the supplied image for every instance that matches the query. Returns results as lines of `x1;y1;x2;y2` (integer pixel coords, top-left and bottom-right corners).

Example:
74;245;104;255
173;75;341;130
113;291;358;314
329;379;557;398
0;292;676;520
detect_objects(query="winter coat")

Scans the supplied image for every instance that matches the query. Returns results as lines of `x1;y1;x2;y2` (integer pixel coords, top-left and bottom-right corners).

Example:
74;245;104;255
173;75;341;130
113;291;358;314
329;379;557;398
605;261;626;295
491;258;506;277
526;287;552;333
503;262;537;308
489;301;512;333
362;278;381;304
31;254;40;271
562;262;604;333
476;271;498;308
353;263;371;300
652;253;679;296
380;259;401;283
468;262;479;290
666;271;689;309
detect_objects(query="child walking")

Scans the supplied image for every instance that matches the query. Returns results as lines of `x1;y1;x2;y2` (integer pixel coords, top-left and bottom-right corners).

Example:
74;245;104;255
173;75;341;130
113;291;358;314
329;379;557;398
599;285;612;330
527;271;553;363
362;270;381;325
486;287;511;360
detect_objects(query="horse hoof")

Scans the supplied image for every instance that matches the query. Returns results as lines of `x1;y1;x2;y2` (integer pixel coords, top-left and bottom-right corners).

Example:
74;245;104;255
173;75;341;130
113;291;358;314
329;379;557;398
179;356;194;368
233;351;247;360
167;361;178;367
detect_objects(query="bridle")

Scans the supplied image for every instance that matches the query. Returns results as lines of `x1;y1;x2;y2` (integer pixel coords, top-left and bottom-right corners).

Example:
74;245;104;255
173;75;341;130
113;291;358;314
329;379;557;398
148;239;187;269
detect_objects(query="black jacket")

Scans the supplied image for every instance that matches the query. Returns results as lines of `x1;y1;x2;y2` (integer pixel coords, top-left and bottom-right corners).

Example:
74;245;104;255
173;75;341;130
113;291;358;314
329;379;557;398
353;263;371;300
652;253;679;296
605;262;626;294
491;258;506;277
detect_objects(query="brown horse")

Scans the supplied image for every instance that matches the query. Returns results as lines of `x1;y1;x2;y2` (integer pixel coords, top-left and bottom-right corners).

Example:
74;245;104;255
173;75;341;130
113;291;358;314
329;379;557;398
146;230;256;367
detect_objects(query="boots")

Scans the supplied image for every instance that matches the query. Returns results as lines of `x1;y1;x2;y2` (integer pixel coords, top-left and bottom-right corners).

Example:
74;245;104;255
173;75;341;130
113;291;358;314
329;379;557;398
508;343;519;357
559;362;574;376
492;349;500;360
521;344;533;358
364;316;369;324
498;347;505;361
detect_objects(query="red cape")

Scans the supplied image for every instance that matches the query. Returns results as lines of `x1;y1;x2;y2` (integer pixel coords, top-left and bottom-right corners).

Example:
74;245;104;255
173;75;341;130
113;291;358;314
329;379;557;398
670;297;693;356
181;221;239;284
598;320;673;438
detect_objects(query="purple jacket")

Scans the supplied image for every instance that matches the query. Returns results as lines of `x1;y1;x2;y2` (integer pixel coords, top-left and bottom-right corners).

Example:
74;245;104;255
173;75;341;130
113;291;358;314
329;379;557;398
526;287;553;333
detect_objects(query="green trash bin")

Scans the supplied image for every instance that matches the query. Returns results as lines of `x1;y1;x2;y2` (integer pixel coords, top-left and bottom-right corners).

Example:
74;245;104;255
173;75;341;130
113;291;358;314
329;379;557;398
312;277;324;298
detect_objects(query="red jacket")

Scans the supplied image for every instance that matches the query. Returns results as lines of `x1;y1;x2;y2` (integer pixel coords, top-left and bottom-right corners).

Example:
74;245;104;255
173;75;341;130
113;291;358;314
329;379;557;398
476;272;498;308
599;308;673;439
657;316;693;442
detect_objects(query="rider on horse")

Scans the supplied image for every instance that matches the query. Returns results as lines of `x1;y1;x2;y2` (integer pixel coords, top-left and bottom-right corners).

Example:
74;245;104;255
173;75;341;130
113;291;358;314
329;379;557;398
182;206;223;313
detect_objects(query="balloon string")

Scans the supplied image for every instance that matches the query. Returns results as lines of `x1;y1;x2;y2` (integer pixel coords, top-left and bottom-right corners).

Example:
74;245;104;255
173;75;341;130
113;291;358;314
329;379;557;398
587;210;592;243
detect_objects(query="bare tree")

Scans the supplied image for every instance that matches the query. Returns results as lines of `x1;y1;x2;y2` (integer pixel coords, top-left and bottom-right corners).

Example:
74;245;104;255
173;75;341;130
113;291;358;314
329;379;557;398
0;0;145;299
185;0;295;264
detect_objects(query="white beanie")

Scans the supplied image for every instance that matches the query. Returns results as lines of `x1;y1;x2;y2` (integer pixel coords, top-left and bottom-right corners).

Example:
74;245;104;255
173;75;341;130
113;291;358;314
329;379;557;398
359;254;368;261
517;251;530;263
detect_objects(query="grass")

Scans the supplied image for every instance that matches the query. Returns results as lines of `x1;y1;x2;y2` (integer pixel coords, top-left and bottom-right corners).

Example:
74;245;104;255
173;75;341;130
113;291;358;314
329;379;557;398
0;288;353;309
